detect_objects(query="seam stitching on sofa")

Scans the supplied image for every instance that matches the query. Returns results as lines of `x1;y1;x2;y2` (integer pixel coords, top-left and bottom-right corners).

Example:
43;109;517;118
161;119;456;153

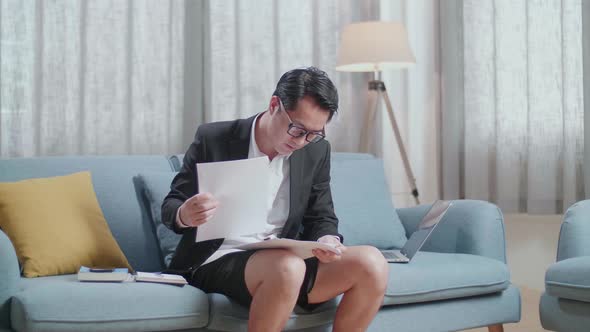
386;279;508;296
546;281;590;289
27;312;205;323
495;204;508;263
166;155;176;171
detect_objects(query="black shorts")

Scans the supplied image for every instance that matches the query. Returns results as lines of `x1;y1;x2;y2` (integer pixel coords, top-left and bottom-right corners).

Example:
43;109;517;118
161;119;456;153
190;250;324;311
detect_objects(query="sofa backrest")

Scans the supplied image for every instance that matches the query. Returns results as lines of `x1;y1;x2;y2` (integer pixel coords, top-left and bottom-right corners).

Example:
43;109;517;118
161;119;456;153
329;154;407;249
170;152;407;249
0;155;174;272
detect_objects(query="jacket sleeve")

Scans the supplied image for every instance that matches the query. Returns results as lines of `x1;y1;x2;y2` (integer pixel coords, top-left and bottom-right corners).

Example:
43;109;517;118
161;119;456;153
162;129;205;234
300;143;343;242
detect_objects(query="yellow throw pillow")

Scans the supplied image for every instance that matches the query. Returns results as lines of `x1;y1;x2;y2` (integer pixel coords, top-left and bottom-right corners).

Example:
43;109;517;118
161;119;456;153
0;171;132;277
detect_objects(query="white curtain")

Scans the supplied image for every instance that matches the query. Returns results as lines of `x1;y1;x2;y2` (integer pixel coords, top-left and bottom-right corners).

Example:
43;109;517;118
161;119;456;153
204;0;439;207
1;0;441;208
203;0;379;154
441;0;585;214
0;0;186;157
583;1;590;202
378;0;441;207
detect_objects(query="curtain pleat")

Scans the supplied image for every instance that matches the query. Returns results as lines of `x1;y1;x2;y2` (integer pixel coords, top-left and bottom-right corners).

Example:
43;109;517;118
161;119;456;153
1;0;36;157
443;0;584;214
204;0;381;156
0;0;186;158
378;0;441;207
494;0;528;212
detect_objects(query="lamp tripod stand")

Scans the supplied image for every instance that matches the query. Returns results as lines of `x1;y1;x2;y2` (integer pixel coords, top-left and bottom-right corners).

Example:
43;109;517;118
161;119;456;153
359;78;420;205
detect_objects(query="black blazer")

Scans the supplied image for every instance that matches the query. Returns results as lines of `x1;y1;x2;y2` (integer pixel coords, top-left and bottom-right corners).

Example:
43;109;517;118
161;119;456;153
162;114;342;271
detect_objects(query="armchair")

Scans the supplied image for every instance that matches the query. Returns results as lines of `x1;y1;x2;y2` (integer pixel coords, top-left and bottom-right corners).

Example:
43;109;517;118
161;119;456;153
540;200;590;331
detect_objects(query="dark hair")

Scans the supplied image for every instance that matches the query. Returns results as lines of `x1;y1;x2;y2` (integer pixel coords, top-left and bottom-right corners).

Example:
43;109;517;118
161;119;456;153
272;67;339;121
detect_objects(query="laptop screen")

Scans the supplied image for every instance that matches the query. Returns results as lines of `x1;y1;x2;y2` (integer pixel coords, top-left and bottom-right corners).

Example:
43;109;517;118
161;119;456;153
400;200;452;259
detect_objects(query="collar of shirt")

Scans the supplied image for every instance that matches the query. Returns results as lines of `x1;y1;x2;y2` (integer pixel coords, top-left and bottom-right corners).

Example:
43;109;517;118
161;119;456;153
248;112;292;160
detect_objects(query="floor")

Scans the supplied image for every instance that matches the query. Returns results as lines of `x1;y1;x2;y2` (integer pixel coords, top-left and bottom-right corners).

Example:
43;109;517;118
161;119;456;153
466;213;563;332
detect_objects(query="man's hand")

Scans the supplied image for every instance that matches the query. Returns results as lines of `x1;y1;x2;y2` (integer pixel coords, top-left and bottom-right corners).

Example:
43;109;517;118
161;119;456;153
312;235;346;263
178;192;219;227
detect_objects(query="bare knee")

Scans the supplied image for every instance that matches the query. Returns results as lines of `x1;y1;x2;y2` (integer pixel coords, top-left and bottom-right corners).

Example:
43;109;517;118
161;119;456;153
254;250;306;297
353;246;388;292
271;251;306;286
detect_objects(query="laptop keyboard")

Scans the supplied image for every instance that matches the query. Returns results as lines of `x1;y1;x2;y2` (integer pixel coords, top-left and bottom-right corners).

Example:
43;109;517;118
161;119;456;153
381;251;406;261
382;251;398;259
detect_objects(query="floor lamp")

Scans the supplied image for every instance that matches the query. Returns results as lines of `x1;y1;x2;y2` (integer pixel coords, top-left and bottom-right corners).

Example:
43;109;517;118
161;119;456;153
336;21;420;205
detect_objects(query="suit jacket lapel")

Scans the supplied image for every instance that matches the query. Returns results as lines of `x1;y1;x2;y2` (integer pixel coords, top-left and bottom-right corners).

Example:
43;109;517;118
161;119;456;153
227;115;257;160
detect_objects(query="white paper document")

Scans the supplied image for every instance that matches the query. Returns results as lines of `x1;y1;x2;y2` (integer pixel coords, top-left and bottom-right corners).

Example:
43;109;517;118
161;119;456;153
235;239;341;259
196;157;270;242
135;272;187;286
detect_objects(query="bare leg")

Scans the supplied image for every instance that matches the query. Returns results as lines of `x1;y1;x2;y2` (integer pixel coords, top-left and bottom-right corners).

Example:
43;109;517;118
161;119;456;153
307;246;389;332
244;249;306;332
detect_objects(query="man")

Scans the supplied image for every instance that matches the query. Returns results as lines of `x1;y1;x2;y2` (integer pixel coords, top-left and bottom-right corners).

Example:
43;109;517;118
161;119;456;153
162;67;388;332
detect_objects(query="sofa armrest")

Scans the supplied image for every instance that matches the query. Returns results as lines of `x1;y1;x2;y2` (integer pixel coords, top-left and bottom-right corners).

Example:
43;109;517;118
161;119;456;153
556;200;590;261
0;230;20;330
397;200;506;263
545;256;590;303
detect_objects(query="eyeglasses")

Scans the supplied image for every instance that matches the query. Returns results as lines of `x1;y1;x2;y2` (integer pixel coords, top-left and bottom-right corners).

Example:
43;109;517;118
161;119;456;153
278;99;326;143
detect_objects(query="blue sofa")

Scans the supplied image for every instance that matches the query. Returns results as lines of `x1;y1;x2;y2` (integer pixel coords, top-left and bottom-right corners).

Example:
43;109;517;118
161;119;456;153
540;200;590;331
0;153;520;332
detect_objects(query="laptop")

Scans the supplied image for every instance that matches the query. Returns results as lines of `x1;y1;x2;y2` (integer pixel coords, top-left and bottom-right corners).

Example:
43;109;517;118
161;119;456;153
381;200;453;263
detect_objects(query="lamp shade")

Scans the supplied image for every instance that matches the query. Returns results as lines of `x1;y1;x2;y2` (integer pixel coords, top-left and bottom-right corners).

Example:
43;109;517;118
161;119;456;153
336;21;416;72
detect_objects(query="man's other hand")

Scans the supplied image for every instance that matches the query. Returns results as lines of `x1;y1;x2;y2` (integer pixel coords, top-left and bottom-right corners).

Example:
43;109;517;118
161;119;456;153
312;235;346;263
178;192;219;227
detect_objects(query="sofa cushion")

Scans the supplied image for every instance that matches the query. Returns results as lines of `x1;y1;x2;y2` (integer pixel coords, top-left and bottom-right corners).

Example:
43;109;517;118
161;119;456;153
331;152;374;161
0;171;131;277
540;292;590;331
136;172;182;267
545;256;590;302
383;252;510;305
11;274;208;332
0;156;174;272
168;153;407;249
205;293;340;331
330;158;407;249
202;252;510;330
0;231;20;330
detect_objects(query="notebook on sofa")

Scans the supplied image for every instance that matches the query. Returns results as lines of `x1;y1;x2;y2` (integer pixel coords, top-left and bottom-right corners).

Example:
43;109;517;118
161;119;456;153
381;200;452;263
135;271;187;286
77;266;131;282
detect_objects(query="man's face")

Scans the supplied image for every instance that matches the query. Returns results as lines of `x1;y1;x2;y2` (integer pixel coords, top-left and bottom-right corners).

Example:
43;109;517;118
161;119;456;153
269;96;329;156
